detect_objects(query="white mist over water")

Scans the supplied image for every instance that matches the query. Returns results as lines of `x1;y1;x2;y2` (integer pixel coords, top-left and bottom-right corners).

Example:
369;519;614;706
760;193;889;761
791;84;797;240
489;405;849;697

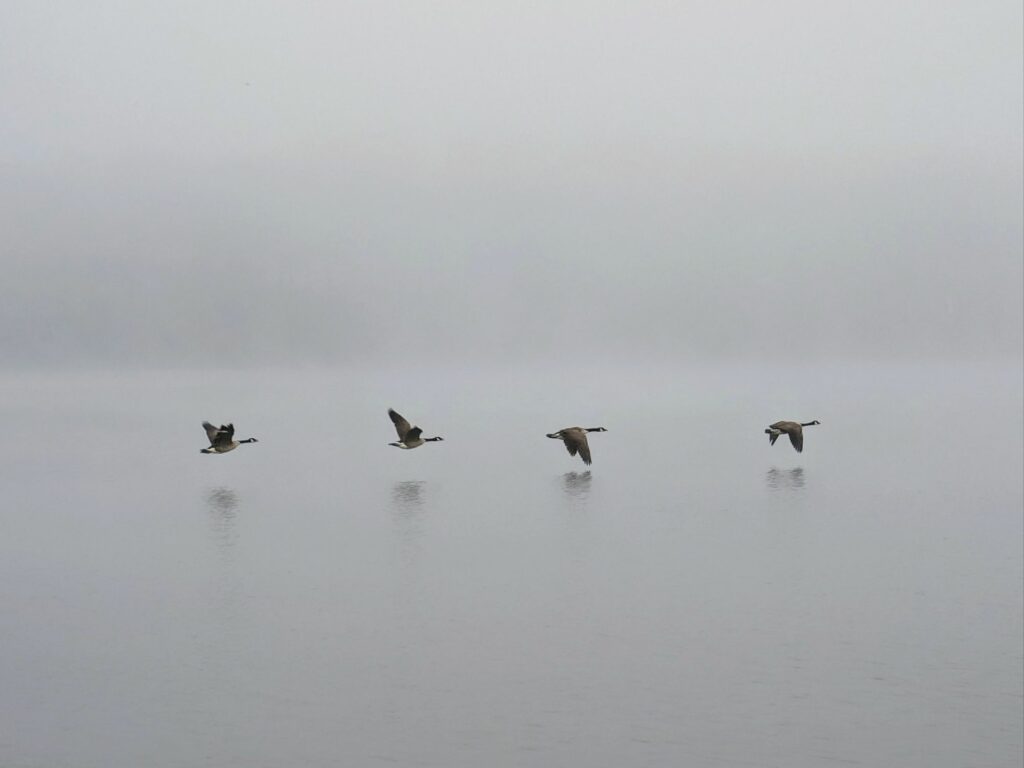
0;360;1020;767
2;2;1020;764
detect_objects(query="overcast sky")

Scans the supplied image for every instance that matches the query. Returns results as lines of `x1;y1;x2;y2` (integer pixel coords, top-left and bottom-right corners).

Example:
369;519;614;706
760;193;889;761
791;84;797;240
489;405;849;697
2;1;1021;369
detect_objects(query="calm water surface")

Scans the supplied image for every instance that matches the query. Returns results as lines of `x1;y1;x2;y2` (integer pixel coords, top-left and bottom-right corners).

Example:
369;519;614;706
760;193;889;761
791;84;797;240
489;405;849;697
1;362;1021;767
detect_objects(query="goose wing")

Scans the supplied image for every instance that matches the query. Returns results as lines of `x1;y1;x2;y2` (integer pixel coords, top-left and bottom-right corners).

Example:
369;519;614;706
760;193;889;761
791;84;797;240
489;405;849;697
203;422;234;446
203;421;220;443
788;427;804;452
576;434;593;465
405;426;423;442
560;428;592;465
388;409;412;441
212;424;235;447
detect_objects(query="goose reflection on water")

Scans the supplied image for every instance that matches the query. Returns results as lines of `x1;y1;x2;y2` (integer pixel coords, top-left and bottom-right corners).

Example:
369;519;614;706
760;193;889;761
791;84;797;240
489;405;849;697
390;480;428;561
561;470;593;500
205;487;239;549
765;467;806;491
391;480;426;514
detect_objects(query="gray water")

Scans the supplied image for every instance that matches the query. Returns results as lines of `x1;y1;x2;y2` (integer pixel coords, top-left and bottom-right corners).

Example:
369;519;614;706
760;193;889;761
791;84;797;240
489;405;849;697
1;361;1021;768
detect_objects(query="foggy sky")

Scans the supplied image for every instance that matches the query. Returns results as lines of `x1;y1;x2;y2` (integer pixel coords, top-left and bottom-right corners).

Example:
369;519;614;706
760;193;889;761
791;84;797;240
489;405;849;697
2;1;1021;369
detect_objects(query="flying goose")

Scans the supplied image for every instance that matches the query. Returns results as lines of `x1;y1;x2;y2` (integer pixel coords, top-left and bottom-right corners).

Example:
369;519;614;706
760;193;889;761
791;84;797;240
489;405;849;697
388;408;444;449
201;422;258;454
764;420;820;453
546;426;607;465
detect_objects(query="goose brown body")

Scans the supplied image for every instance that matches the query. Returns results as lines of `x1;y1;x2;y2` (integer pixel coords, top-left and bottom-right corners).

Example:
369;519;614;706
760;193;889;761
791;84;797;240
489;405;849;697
764;420;820;453
201;422;258;454
546;426;607;465
388;408;444;449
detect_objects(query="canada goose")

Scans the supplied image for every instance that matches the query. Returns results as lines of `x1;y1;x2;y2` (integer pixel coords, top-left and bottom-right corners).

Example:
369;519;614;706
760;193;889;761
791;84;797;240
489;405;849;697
546;426;607;465
764;420;820;453
388;408;444;449
201;422;258;454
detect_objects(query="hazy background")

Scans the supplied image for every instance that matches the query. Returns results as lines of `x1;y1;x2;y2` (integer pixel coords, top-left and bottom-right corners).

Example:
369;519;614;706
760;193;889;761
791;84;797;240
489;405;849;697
0;363;1021;767
2;0;1021;369
2;4;1023;767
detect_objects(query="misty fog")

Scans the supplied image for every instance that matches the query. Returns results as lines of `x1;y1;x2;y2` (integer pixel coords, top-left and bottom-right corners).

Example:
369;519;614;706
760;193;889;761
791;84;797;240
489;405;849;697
2;1;1021;369
2;4;1023;767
